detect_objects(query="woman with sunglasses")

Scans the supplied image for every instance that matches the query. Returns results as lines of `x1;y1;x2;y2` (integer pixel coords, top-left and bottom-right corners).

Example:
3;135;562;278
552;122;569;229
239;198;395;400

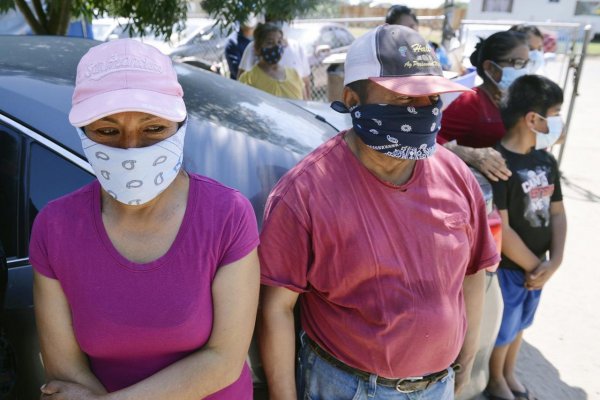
438;31;529;182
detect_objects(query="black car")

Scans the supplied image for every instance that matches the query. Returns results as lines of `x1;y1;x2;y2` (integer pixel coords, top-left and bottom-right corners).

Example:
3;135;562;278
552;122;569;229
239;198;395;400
0;34;340;399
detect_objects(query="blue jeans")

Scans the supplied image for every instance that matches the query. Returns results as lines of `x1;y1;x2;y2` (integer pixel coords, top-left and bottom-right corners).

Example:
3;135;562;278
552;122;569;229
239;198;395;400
296;333;455;400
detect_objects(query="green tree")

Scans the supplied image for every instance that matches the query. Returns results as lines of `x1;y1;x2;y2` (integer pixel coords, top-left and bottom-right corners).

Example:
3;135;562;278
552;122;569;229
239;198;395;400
0;0;187;37
201;0;323;28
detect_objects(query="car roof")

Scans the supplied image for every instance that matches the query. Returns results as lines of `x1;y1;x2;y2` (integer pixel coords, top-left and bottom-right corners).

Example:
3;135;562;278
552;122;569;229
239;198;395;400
0;35;336;159
288;22;349;30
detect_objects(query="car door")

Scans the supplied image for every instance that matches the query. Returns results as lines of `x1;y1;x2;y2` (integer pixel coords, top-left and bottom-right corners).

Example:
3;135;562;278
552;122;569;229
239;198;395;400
0;117;94;400
0;239;17;399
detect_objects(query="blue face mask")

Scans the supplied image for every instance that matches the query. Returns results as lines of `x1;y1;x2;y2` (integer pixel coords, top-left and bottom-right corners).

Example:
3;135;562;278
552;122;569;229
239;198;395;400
260;45;284;65
528;50;544;73
488;62;528;91
331;99;443;160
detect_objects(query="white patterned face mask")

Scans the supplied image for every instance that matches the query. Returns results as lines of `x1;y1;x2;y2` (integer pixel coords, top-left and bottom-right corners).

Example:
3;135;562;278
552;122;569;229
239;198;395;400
78;121;186;205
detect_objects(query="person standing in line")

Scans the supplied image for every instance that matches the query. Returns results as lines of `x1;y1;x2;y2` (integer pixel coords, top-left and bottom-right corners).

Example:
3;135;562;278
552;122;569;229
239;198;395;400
486;75;566;400
509;24;545;74
31;39;260;400
258;25;500;400
438;31;530;182
509;24;566;147
239;23;305;100
224;17;257;80
385;4;453;70
237;22;311;99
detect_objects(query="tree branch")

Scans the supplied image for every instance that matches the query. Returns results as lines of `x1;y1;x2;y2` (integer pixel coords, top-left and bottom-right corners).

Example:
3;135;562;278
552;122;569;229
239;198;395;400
31;0;48;30
47;0;71;35
47;0;59;33
14;0;46;33
57;0;72;35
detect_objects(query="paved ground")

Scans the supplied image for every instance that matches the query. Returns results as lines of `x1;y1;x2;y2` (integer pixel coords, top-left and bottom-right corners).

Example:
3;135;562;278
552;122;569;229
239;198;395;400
511;56;600;400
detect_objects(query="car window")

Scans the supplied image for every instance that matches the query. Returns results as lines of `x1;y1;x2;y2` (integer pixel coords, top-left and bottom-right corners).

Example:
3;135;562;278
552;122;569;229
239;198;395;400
334;28;354;47
115;25;132;39
286;27;319;43
28;143;94;235
320;28;337;48
190;31;212;45
0;126;21;259
184;24;224;45
92;23;115;40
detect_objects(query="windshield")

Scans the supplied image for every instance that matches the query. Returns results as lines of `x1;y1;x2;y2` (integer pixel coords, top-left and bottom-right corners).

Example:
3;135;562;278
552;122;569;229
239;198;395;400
117;18;217;44
170;19;216;43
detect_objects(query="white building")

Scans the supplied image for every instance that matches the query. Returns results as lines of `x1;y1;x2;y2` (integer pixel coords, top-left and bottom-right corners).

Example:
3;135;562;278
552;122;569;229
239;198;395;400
466;0;600;34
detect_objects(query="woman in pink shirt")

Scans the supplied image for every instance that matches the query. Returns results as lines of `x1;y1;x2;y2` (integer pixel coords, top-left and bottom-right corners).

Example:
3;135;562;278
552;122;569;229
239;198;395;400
30;39;259;400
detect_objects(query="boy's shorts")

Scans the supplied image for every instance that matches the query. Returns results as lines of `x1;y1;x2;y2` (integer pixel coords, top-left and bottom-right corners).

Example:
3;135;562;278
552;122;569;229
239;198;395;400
495;268;542;346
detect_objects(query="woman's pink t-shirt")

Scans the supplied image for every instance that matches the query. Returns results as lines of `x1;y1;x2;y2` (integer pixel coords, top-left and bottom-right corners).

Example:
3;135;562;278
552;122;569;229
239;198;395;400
29;174;259;398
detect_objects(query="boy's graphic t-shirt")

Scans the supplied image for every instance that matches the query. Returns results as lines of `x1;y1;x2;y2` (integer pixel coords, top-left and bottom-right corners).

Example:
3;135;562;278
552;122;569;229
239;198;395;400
491;144;563;270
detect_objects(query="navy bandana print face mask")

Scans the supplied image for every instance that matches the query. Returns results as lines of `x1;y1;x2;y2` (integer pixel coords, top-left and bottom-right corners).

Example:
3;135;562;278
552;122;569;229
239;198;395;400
260;45;284;65
331;99;443;160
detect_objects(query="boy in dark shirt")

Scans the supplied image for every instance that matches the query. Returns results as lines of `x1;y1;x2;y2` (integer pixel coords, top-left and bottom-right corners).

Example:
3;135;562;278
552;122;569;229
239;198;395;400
486;75;567;400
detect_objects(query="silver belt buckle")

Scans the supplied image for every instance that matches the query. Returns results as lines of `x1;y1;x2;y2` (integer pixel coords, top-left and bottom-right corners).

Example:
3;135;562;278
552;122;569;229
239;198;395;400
394;376;423;393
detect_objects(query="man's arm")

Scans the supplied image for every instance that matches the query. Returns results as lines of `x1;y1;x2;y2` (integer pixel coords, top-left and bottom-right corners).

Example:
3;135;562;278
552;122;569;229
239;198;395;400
237;44;255;79
224;39;240;80
498;209;540;273
302;76;311;100
548;201;567;265
454;269;486;395
258;285;300;400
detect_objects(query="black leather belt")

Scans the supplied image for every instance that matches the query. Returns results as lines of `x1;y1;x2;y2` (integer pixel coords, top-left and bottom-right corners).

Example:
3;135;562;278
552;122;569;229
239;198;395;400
305;335;461;393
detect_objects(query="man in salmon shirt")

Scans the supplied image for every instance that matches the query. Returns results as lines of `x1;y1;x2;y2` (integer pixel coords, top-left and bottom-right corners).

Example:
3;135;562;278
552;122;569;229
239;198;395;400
258;25;500;400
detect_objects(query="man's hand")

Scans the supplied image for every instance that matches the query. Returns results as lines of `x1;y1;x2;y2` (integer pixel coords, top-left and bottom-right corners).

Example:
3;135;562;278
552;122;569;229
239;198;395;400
41;381;106;400
470;147;512;182
526;260;559;290
454;364;470;395
455;270;486;395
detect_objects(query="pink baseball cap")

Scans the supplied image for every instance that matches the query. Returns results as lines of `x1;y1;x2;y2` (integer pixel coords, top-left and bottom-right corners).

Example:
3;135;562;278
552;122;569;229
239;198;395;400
344;25;471;96
69;38;186;127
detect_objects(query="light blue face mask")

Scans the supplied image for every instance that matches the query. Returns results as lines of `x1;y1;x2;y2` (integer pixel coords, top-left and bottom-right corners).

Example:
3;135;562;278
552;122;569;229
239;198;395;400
528;50;545;73
488;62;529;91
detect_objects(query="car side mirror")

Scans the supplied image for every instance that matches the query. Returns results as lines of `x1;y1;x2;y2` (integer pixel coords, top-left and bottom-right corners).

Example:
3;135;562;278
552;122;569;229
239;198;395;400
315;44;331;57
